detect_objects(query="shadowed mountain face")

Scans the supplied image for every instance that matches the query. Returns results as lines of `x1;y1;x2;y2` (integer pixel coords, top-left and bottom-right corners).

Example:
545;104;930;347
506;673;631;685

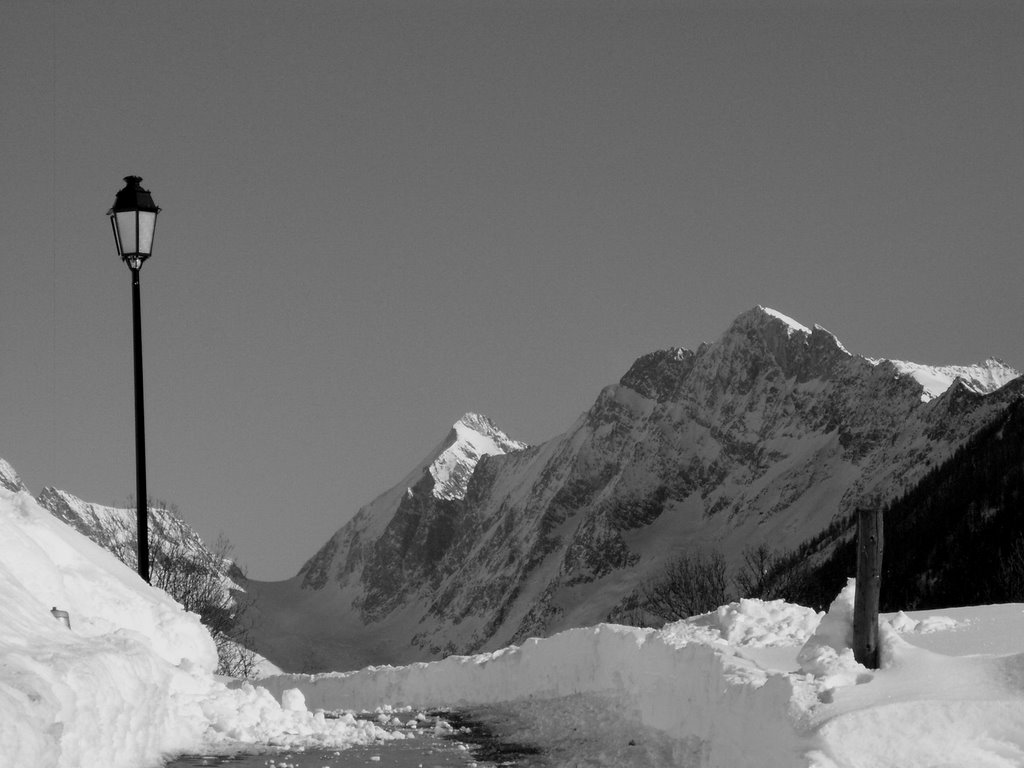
779;395;1024;613
245;307;1021;672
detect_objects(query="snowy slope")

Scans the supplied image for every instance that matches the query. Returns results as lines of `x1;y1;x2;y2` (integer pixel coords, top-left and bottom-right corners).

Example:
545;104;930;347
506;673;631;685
248;307;1022;672
258;583;1024;768
0;483;393;768
29;484;292;678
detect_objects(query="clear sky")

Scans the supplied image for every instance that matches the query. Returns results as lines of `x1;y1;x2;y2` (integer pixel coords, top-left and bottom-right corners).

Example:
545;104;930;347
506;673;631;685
2;1;1022;580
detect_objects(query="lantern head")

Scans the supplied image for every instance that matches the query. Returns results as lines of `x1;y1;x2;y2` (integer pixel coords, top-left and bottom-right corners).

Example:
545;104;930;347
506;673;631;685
108;176;160;270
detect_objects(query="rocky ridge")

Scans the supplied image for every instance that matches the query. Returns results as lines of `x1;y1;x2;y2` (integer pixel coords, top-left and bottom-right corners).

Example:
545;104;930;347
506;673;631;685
35;487;214;567
0;458;28;494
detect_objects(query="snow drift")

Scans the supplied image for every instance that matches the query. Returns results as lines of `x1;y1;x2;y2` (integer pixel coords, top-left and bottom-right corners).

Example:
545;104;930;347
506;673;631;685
0;486;389;768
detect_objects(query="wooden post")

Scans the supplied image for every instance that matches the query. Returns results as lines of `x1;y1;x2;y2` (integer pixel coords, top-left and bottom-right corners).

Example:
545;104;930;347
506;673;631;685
853;506;883;668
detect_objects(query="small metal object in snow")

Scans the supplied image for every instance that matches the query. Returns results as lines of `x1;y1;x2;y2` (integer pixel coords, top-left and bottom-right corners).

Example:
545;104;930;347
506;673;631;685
50;607;71;630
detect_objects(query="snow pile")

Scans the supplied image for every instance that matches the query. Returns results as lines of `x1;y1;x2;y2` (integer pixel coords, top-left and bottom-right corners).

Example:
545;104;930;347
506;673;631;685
887;610;967;634
796;579;868;689
259;588;1024;768
801;581;1024;768
684;597;822;647
0;487;388;768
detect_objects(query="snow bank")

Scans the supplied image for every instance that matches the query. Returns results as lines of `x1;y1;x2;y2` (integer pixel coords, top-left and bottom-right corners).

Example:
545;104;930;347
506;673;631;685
260;600;823;767
0;489;216;671
0;488;388;768
802;581;1024;768
259;586;1024;768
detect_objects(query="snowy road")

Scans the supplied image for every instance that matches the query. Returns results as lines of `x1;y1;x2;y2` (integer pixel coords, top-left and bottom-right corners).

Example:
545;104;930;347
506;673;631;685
165;734;480;768
164;710;543;768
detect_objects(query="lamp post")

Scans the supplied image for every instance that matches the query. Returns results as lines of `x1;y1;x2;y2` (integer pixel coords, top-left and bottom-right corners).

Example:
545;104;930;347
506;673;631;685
108;176;160;583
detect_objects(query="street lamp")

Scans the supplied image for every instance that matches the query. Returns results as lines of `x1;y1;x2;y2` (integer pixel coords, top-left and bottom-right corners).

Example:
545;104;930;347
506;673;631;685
108;176;160;583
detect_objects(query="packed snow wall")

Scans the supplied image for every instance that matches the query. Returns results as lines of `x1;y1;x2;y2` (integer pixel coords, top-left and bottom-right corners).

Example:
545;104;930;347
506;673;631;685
255;589;1024;768
257;609;818;768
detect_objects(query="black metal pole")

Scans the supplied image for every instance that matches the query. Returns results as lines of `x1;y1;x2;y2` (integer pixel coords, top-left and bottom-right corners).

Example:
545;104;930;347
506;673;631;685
131;266;150;583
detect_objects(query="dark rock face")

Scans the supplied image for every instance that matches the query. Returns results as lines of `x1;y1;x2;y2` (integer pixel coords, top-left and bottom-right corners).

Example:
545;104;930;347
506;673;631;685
250;307;1021;669
620;347;700;402
788;388;1024;612
299;533;340;591
358;473;465;620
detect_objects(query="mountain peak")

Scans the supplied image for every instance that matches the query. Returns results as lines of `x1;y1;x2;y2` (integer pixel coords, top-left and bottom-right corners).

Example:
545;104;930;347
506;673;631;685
716;306;851;383
454;412;510;439
756;306;812;336
430;414;526;501
620;308;852;401
729;306;812;338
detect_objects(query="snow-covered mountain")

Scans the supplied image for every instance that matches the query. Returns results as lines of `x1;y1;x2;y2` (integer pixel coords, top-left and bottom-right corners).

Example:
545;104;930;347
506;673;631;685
871;357;1019;402
247;307;1022;671
0;457;28;494
298;413;525;602
35;487;216;569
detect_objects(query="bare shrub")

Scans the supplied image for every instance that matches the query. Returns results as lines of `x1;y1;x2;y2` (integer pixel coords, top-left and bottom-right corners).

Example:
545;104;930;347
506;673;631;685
733;544;818;604
734;544;776;598
605;593;656;628
110;502;258;678
641;549;729;623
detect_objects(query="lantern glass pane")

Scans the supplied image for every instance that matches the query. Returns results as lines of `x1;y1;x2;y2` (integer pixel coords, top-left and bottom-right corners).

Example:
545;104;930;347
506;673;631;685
115;211;138;255
137;211;157;256
110;216;123;256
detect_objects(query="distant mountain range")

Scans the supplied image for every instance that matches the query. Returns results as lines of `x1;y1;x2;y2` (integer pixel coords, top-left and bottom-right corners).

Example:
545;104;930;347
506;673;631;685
240;306;1022;671
7;306;1019;673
